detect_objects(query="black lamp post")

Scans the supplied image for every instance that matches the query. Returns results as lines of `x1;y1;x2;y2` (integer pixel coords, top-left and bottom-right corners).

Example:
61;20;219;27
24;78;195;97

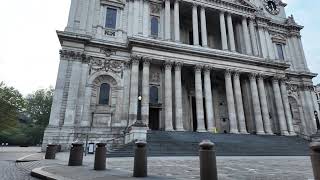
133;95;147;127
315;111;320;131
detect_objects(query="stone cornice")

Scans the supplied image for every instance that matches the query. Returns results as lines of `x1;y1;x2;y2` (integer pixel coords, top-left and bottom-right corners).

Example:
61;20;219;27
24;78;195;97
128;36;290;71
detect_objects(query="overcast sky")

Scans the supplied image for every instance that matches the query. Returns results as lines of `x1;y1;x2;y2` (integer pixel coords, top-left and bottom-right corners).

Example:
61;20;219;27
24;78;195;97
0;0;319;96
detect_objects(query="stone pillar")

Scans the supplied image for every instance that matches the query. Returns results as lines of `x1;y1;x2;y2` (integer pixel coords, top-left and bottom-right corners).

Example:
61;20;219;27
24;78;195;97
225;70;238;133
258;27;268;58
133;0;140;35
257;75;273;135
127;0;134;36
288;37;299;71
272;78;289;136
142;0;150;37
279;80;296;135
195;65;206;132
249;73;265;135
265;29;275;60
192;4;199;46
128;57;140;126
66;0;78;30
204;66;215;132
298;87;311;135
175;62;184;131
305;87;318;133
164;0;171;40
227;13;236;52
200;6;208;47
219;11;228;51
242;16;252;55
141;58;150;126
48;59;69;126
164;61;174;130
273;43;279;60
233;71;248;134
248;18;259;56
174;0;180;42
297;36;309;71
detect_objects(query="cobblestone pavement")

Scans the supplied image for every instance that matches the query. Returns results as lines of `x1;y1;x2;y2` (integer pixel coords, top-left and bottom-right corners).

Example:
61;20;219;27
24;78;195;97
53;153;315;180
0;147;42;180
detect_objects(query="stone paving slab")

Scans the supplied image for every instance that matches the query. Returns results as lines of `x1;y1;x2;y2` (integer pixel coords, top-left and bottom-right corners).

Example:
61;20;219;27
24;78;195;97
31;153;315;180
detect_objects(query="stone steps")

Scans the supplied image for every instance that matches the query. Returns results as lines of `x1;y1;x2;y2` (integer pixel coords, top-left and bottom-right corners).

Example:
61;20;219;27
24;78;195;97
107;131;310;157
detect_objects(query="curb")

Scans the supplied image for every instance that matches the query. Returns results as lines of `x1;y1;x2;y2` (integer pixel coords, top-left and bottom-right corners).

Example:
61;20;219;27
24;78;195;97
16;153;43;162
31;166;73;180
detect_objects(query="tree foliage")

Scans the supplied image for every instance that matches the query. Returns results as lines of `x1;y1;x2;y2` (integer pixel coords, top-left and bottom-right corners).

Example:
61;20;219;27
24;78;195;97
0;82;53;145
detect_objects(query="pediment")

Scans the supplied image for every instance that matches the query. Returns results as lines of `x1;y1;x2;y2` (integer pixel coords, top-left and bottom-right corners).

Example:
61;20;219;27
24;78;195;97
223;0;257;10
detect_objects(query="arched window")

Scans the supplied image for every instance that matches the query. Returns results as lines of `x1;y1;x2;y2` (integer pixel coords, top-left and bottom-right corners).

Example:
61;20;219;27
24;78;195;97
150;86;158;104
99;83;110;105
151;16;159;37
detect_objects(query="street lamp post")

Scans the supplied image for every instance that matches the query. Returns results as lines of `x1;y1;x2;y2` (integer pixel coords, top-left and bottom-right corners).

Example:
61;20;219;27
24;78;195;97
132;95;147;127
315;111;320;131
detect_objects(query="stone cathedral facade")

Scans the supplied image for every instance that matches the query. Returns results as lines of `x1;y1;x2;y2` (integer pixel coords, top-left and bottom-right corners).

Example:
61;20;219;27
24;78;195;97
43;0;319;150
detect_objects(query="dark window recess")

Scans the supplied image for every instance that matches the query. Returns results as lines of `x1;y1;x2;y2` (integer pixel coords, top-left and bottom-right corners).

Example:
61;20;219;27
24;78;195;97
150;86;159;104
277;44;284;60
151;16;159;37
105;8;117;29
99;83;110;105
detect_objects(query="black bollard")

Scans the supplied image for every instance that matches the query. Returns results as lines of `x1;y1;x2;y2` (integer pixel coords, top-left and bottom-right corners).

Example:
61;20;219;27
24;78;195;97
310;142;320;180
133;140;147;177
94;143;107;170
68;141;84;166
45;144;57;159
199;140;218;180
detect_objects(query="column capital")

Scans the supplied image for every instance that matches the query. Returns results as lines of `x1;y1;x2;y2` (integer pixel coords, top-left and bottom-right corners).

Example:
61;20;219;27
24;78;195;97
164;60;173;70
192;2;199;7
249;72;258;80
175;61;183;71
123;61;131;69
272;76;281;83
257;73;267;80
225;69;234;77
174;0;181;3
131;55;141;65
233;70;241;78
203;65;212;73
142;57;151;66
194;64;203;72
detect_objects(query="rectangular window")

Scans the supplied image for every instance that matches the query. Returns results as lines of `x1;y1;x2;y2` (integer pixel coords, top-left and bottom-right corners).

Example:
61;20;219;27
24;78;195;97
105;8;117;29
150;16;159;37
276;44;284;60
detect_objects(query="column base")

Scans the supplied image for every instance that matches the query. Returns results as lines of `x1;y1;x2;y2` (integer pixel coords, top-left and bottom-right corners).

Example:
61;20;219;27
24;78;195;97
265;132;275;135
197;129;207;132
165;128;175;131
256;131;266;135
281;131;290;136
239;131;249;134
175;128;185;132
230;130;240;134
288;131;297;136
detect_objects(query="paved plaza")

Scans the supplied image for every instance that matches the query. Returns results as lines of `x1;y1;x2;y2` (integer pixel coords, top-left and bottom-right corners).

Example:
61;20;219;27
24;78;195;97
0;147;316;180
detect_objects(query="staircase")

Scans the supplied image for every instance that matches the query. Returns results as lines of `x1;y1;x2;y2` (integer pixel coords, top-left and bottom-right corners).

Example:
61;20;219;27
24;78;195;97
107;131;310;157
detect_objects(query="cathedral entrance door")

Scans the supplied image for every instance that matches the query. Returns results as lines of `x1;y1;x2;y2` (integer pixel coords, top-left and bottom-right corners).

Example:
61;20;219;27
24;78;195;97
192;96;197;132
149;108;160;130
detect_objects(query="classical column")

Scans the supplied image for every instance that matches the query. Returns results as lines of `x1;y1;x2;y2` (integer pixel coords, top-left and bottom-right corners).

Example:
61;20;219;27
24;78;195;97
63;61;82;127
257;75;273;134
288;37;299;71
258;27;268;58
127;0;134;36
174;62;184;131
164;0;171;40
66;0;78;30
248;18;259;56
142;0;150;37
128;57;140;126
219;11;228;51
272;77;289;136
195;65;206;131
296;36;309;71
192;4;199;46
265;29;275;60
233;71;248;134
298;87;310;135
141;58;150;125
204;66;215;131
200;6;208;47
164;61;174;130
133;0;140;35
279;80;296;135
225;69;238;133
249;73;265;134
174;0;180;42
227;13;236;52
242;16;252;55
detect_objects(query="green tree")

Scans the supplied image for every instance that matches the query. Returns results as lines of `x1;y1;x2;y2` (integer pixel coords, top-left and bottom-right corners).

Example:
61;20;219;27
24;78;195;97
0;82;25;132
25;88;53;127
